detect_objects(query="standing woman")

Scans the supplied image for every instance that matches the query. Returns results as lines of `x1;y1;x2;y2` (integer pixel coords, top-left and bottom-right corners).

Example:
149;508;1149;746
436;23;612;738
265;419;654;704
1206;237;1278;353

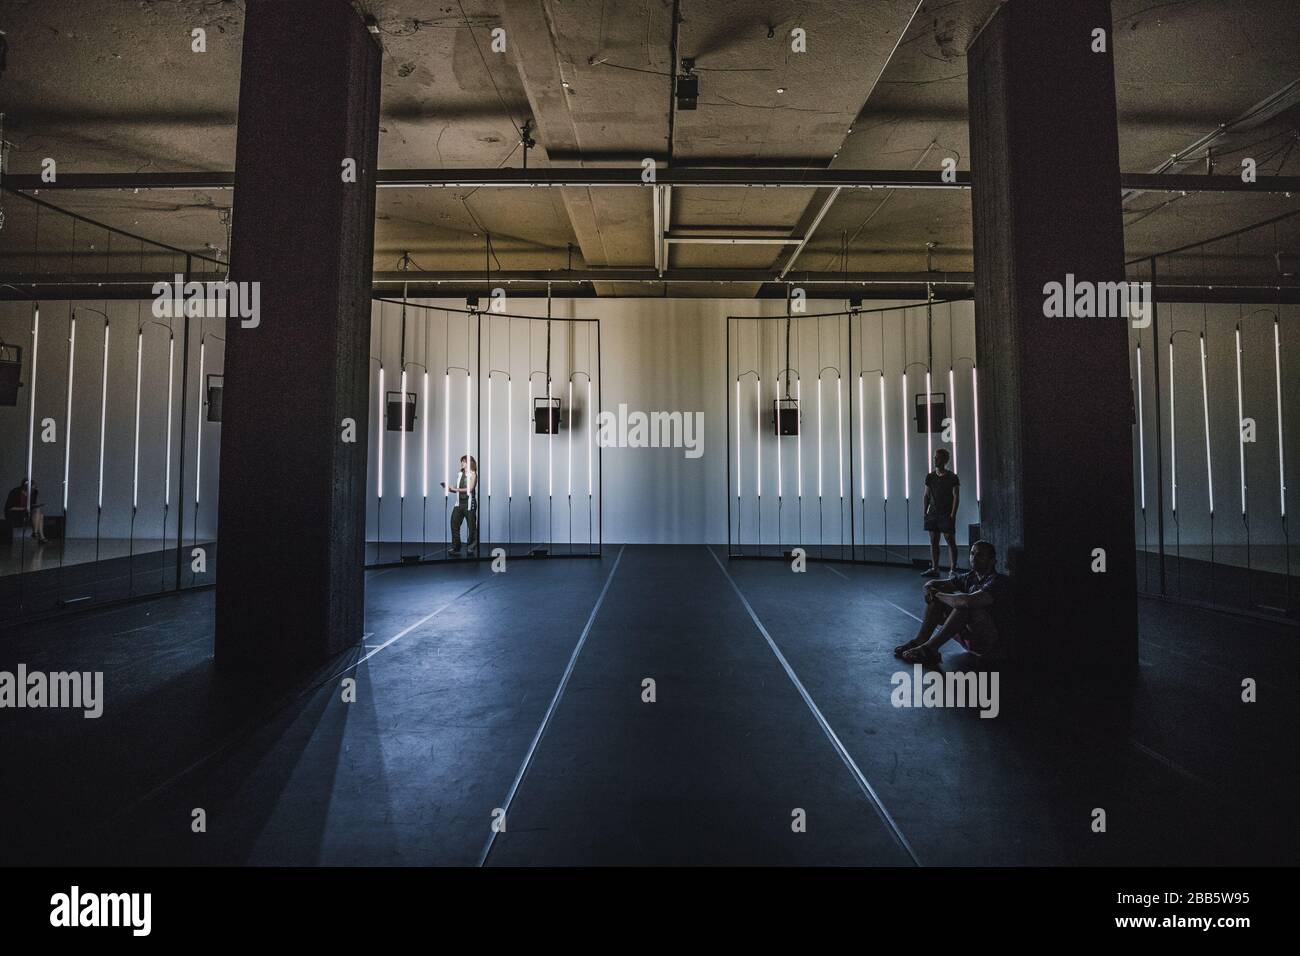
442;455;479;556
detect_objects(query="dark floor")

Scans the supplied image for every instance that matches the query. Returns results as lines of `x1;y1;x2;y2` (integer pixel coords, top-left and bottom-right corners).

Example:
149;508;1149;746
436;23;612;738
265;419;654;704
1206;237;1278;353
1;544;1295;866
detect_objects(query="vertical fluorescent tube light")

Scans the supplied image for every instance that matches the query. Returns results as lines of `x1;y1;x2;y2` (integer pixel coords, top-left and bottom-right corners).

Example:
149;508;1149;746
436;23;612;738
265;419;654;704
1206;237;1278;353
901;372;909;500
947;367;957;473
376;366;385;497
98;321;110;510
972;366;982;504
486;376;492;498
735;378;741;498
527;379;533;498
1169;341;1177;513
443;372;450;497
1136;344;1146;511
836;376;844;499
775;377;783;498
1199;333;1213;514
194;339;204;504
132;329;143;510
879;373;888;501
1234;327;1246;516
164;334;174;508
567;380;574;497
587;379;593;497
25;306;39;497
466;374;472;468
796;378;803;498
64;317;77;511
508;378;514;499
422;371;429;498
925;370;933;470
858;374;866;500
399;369;407;499
1275;319;1286;517
755;377;761;498
547;380;553;498
817;377;823;498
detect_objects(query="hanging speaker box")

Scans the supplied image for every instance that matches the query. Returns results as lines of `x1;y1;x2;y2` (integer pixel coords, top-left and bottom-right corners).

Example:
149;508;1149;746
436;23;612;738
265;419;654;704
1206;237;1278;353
0;344;22;407
386;391;416;431
914;392;946;433
534;396;561;434
206;374;224;422
773;398;800;436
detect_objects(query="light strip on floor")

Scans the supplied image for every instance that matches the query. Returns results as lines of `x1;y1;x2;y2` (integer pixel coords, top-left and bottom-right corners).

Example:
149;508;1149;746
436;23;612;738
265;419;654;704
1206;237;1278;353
971;365;981;505
399;369;408;499
195;339;204;505
423;371;430;498
1234;327;1246;516
63;316;76;512
1275;318;1286;517
1169;341;1177;514
377;365;385;499
837;376;844;499
880;372;888;501
1136;344;1146;511
1200;333;1213;515
133;329;143;510
901;372;909;500
25;305;39;500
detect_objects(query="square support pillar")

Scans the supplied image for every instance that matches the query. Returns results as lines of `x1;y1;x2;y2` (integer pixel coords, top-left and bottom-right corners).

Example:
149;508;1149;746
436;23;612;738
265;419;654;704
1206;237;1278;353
967;0;1137;679
215;0;381;671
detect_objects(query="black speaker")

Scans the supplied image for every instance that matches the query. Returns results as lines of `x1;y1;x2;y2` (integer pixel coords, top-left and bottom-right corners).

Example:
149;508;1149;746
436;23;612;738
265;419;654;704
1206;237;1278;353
773;398;799;436
206;374;224;423
534;397;561;434
0;344;22;407
914;392;946;433
386;391;416;431
675;72;698;110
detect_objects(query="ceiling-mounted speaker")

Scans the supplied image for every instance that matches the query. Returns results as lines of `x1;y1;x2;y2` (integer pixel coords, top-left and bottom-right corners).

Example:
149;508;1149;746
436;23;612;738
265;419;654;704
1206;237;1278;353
206;374;224;422
675;71;698;110
534;396;561;434
773;397;799;436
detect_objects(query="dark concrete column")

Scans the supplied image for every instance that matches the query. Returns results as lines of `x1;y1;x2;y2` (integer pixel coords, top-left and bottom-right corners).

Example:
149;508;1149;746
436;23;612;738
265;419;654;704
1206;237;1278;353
967;0;1137;679
215;0;381;671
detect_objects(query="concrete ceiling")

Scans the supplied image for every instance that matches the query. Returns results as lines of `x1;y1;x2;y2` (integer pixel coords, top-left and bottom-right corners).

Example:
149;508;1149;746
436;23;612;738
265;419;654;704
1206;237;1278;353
1;0;1298;297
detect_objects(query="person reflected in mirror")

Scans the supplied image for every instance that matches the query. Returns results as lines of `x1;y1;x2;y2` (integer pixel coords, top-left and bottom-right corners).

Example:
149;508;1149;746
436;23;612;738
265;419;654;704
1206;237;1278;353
5;478;49;544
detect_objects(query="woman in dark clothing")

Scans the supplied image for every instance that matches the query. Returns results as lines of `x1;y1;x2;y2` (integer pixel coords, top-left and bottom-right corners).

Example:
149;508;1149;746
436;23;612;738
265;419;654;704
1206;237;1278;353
5;478;49;544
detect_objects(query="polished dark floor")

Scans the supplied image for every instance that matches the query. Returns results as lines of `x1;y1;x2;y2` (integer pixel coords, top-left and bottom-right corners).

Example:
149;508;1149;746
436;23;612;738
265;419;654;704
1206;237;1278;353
1;545;1295;866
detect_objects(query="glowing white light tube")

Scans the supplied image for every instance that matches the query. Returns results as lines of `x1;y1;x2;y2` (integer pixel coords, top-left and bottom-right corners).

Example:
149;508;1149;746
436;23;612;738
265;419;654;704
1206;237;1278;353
486;376;492;498
1275;319;1286;517
817;376;823;498
836;376;844;499
879;373;888;501
796;378;802;498
587;379;593;497
925;370;933;470
901;372;909;500
194;339;204;505
508;378;514;498
133;330;143;510
466;373;473;471
948;367;957;473
377;366;385;499
423;371;430;498
26;306;39;498
527;379;533;498
443;372;450;497
97;322;110;510
858;375;866;500
399;369;408;499
735;378;741;498
1234;328;1245;516
164;334;174;508
776;377;783;498
1136;344;1146;511
1200;334;1213;515
547;379;553;498
755;377;761;498
1169;341;1177;513
972;366;982;504
64;317;77;511
567;380;573;497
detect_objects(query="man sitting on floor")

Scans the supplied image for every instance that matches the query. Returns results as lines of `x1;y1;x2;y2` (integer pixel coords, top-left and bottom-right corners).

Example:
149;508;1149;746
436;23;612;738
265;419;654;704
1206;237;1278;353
894;539;1008;667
